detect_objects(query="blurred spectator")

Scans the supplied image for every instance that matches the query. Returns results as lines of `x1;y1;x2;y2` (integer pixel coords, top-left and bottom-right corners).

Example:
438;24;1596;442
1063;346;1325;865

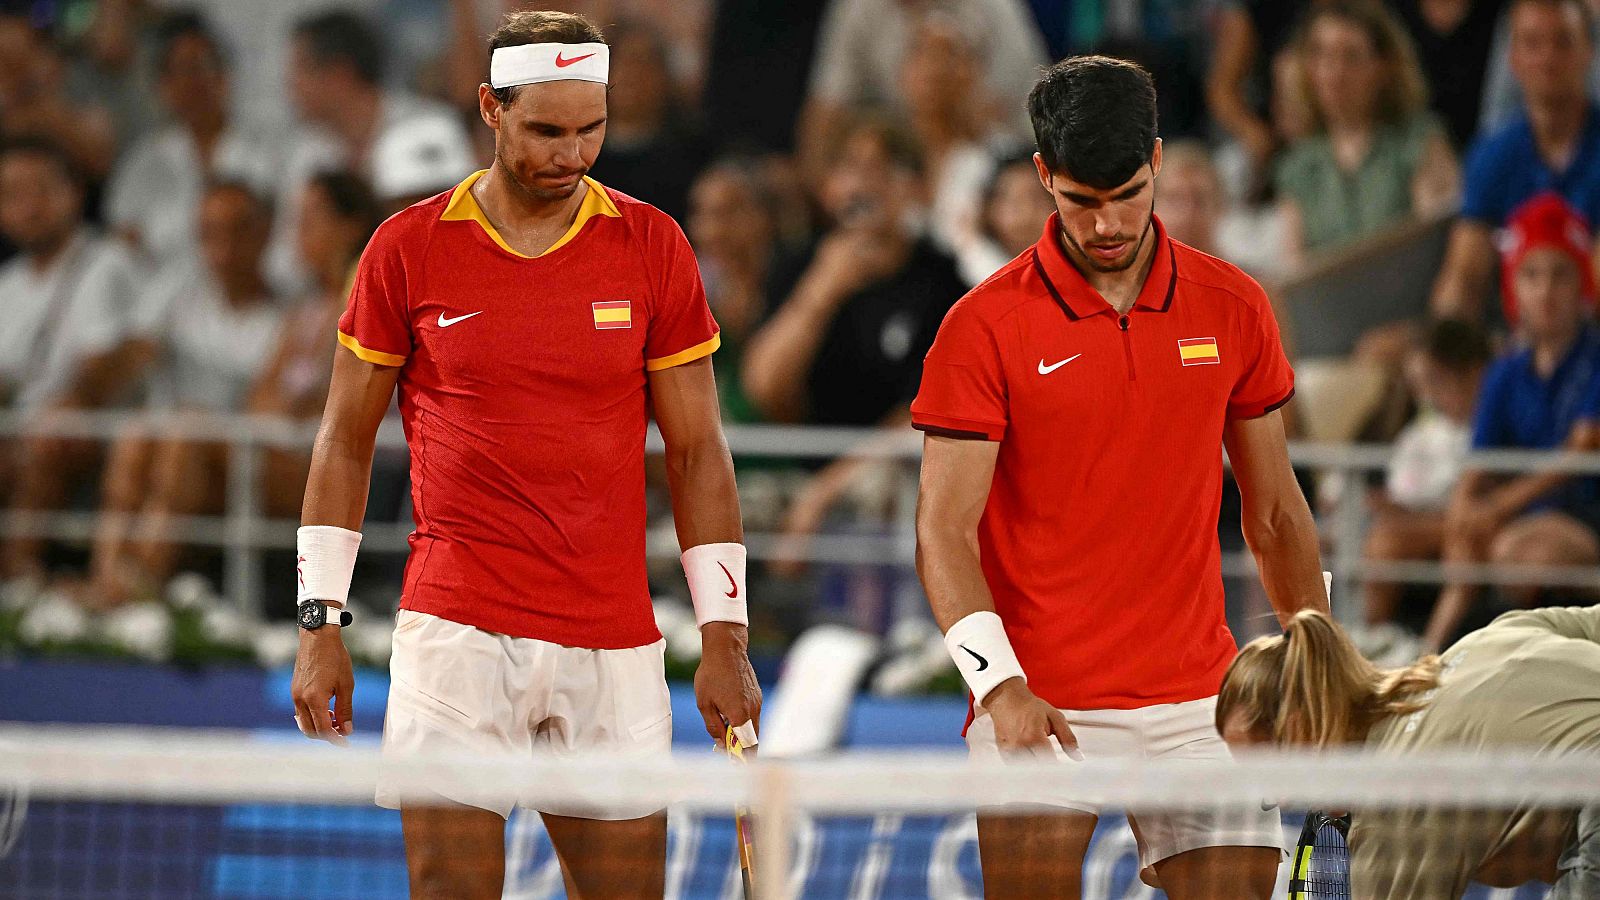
686;159;781;424
1356;318;1491;662
1159;141;1230;257
88;181;283;605
796;0;1047;178
743;118;965;585
1159;139;1293;277
1479;0;1600;130
247;171;381;528
1089;3;1214;140
104;11;282;267
268;9;473;294
1206;0;1317;195
1388;0;1510;149
0;11;119;188
1432;0;1600;320
701;0;827;153
744;117;965;426
585;20;708;223
955;150;1054;286
1276;2;1460;259
1423;193;1600;654
898;15;1003;261
0;137;145;579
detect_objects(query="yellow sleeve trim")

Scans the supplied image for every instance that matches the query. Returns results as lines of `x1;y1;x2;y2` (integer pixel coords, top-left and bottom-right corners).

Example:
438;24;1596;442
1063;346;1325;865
337;331;407;367
645;333;721;372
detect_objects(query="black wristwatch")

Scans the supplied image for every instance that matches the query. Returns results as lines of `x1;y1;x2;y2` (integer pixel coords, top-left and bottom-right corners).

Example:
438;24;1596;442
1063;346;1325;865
297;600;353;631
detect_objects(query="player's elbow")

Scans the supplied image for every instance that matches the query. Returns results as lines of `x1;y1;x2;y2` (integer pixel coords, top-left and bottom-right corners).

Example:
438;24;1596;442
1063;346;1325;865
1241;496;1308;556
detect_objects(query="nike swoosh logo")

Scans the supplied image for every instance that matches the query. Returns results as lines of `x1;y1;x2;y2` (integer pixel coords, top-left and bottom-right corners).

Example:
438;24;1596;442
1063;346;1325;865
959;645;989;671
555;52;595;68
437;311;483;327
1038;354;1082;375
717;562;738;599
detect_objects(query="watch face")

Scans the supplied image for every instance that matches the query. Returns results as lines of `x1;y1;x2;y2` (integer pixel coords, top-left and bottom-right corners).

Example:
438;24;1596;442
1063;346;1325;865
298;603;323;629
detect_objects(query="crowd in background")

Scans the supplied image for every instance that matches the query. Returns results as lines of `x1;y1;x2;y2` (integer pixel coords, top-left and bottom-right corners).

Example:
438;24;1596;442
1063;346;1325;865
3;0;1600;670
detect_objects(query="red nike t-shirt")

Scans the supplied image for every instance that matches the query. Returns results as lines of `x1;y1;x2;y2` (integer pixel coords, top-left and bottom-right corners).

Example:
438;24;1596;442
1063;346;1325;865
911;215;1294;711
339;171;719;649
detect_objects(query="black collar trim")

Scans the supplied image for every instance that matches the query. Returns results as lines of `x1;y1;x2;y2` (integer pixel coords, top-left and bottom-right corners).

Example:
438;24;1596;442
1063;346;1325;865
1032;248;1082;321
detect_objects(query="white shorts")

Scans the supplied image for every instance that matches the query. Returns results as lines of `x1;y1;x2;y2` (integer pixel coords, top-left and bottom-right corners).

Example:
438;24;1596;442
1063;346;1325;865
374;609;673;820
966;695;1284;871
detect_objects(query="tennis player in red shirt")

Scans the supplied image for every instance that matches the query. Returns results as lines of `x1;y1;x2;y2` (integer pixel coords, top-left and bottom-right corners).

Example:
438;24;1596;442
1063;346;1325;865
288;11;760;898
913;57;1330;899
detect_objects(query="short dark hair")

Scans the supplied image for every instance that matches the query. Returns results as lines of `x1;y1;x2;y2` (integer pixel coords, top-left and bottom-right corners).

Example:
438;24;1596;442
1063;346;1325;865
308;169;382;244
0;135;82;188
1420;318;1492;372
1028;55;1158;189
203;178;273;223
488;10;605;106
153;9;225;74
293;10;385;86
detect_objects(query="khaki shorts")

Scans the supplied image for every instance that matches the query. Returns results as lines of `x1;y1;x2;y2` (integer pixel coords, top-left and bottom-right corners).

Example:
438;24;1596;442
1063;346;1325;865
966;695;1285;871
374;609;672;820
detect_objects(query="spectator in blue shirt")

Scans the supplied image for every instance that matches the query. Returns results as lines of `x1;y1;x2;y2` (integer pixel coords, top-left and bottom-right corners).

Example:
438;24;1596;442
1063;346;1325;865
1424;193;1600;654
1431;0;1599;321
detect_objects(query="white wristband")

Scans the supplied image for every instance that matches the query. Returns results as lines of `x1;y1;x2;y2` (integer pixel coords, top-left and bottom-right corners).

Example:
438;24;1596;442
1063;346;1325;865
296;525;362;607
944;611;1026;706
681;542;747;628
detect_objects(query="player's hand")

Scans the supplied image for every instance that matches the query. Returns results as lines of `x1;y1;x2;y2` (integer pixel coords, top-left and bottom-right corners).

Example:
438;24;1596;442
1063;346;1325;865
984;678;1081;762
694;622;762;753
291;625;354;746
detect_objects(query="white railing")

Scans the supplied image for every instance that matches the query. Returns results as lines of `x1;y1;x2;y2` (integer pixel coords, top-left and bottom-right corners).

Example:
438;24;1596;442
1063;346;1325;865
4;410;1600;622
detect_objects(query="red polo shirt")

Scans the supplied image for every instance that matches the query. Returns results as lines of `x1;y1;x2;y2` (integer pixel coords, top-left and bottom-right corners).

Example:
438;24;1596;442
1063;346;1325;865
911;214;1294;711
338;171;719;649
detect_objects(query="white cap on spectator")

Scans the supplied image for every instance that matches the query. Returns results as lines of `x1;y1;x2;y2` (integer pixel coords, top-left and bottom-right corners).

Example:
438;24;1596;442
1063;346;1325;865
370;115;475;202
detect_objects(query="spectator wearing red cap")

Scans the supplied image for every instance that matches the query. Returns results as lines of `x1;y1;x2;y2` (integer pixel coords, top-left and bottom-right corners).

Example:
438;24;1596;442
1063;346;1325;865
1499;190;1598;325
1422;191;1600;654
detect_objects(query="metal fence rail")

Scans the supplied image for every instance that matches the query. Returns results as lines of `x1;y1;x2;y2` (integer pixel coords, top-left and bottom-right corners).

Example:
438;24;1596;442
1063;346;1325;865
4;410;1600;621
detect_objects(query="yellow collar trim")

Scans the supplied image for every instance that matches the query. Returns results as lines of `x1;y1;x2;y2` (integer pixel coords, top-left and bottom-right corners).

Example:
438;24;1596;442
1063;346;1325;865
440;169;621;258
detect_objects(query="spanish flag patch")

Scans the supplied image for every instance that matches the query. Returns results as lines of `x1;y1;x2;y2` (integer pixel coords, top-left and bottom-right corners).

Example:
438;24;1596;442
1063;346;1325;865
592;300;632;330
1178;337;1220;366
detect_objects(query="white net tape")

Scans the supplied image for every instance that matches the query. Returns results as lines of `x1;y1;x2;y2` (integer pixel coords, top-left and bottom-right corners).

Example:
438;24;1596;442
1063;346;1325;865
1;726;1597;899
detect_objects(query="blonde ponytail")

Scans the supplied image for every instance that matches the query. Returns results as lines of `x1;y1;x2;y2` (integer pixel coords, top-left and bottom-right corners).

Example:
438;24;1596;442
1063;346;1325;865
1217;610;1443;748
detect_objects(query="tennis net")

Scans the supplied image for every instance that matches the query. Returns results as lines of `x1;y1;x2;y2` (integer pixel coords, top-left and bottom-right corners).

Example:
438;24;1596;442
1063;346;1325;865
1;726;1596;899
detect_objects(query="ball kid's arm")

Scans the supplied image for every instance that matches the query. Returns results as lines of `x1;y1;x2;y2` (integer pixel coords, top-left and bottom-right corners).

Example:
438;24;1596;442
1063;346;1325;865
1223;408;1329;627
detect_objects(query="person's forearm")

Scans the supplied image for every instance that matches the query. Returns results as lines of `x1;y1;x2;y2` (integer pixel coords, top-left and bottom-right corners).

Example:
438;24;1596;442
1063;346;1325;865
300;428;376;531
664;431;742;550
1485;470;1573;522
63;340;155;409
1430;225;1496;319
1245;497;1329;627
741;276;845;421
916;517;999;631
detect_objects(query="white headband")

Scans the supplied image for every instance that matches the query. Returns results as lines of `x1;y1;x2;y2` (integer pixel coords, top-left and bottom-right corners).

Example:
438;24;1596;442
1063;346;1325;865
490;42;609;89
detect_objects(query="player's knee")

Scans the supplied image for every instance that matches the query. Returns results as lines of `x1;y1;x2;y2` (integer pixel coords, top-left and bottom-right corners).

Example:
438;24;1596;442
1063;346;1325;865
406;845;501;900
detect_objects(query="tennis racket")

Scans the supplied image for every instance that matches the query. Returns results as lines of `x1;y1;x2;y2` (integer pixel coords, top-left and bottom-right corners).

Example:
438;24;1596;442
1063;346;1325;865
1287;811;1351;899
726;725;756;900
